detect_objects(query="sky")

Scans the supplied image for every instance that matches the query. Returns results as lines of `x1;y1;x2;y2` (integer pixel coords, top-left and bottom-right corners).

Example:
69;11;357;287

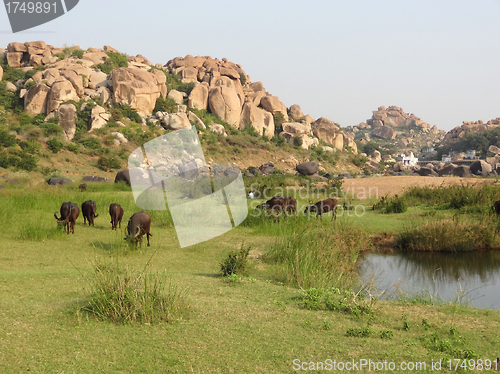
1;0;499;132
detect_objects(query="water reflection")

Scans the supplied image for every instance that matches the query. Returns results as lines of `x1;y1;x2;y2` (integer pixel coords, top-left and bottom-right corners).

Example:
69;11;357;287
358;251;500;310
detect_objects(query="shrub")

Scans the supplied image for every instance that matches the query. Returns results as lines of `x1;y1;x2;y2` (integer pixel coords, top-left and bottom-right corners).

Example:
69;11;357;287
301;287;375;316
81;262;189;325
394;219;500;252
0;129;16;147
94;51;128;74
220;246;250;276
18;140;40;154
242;125;259;137
78;136;102;149
273;113;285;134
154;97;178;114
384;196;407;214
47;138;63;153
293;136;303;148
239;72;247;86
97;155;122;171
71;49;84;59
39;120;63;137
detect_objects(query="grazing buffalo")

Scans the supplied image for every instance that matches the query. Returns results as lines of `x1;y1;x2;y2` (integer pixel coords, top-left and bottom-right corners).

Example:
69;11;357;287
79;183;87;191
109;203;124;230
125;211;152;247
261;196;297;217
494;200;500;215
81;200;99;226
304;198;338;221
54;202;79;234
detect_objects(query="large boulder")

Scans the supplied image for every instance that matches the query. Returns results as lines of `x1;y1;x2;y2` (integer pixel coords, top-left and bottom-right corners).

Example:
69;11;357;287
419;167;438;177
88;105;110;131
311;117;340;145
58;104;77;141
24;83;50;116
372;127;397;140
296;161;319;176
470;160;492;176
47;177;73;185
259;162;274;175
208;86;241;127
111;68;161;116
282;122;310;135
167;89;184;105
160;112;191;131
436;163;457;176
0;65;3;81
239;100;275;137
260;95;288;121
188;84;209;110
47;78;79;113
288;104;305;121
453;165;471;177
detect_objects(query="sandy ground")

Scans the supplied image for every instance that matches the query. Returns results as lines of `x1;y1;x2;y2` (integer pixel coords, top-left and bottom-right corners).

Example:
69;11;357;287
339;175;499;200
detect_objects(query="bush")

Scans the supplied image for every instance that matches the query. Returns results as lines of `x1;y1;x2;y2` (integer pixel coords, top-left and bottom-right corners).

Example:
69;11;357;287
300;287;375;316
242;125;259;137
47;138;63;153
71;49;85;59
18;140;40;154
220;246;250;276
94;51;128;75
293;136;303;148
273;113;285;134
97;155;122;171
384;196;407;214
81;262;189;325
154;97;178;114
0;129;16;147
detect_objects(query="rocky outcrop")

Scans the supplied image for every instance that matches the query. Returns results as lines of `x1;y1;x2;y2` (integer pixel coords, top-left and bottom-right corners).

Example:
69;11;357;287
188;84;209;110
208;86;241;127
372;126;396;140
260;95;288;122
311;117;340;145
24;83;50;116
111;68;163;116
240;100;274;137
444;118;500;142
58;104;77;141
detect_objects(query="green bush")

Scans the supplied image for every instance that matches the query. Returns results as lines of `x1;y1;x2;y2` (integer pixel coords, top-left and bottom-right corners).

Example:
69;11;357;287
46;138;63;153
94;51;128;74
239;72;247;86
293;136;303;148
18;140;40;154
0;149;38;171
97;155;122;171
0;129;16;147
71;49;85;59
220;247;250;276
273;113;285;134
154;97;178;114
242;125;259;137
301;287;374;316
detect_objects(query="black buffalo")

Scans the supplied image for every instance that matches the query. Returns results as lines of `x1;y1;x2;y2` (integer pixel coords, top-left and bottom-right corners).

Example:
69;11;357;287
54;202;79;234
125;211;152;247
79;183;87;191
260;196;297;217
304;198;338;221
81;200;99;226
109;203;124;230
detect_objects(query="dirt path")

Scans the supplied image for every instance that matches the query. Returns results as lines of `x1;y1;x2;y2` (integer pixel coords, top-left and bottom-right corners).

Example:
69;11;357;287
340;176;498;200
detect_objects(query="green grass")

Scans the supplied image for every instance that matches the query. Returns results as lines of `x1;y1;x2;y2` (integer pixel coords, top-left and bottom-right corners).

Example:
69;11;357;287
0;184;500;372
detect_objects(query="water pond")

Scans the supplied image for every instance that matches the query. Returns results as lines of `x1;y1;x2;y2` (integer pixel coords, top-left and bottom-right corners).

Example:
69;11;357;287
358;250;500;310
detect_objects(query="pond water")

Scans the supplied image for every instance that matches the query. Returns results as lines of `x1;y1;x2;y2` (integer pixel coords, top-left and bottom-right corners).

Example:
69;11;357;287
357;251;500;310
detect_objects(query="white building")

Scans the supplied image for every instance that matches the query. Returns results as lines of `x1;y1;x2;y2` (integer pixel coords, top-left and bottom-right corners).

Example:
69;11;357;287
397;152;418;166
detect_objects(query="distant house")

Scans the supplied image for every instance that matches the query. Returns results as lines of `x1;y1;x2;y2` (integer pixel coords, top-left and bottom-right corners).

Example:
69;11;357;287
422;147;435;153
442;155;452;163
397;152;418;166
465;150;476;159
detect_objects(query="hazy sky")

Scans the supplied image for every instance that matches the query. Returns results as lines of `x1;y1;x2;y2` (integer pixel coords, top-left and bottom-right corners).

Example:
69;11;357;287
1;0;499;132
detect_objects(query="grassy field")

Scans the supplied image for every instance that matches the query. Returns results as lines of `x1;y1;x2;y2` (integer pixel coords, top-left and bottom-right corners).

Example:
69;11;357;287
1;181;500;373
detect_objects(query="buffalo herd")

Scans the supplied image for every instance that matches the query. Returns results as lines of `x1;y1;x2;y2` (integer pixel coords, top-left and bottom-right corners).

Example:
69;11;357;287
54;200;152;248
259;196;338;221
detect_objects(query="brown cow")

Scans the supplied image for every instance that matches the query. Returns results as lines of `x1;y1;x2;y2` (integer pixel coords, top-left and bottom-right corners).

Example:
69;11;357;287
304;198;338;221
79;183;87;191
54;202;80;234
261;196;297;217
109;203;124;230
125;211;152;247
81;200;99;226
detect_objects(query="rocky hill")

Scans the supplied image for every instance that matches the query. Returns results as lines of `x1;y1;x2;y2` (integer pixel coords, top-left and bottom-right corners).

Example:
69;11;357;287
0;41;356;155
344;105;445;157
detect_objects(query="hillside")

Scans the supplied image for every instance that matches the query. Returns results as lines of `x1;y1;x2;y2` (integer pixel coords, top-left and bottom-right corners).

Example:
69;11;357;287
0;41;369;183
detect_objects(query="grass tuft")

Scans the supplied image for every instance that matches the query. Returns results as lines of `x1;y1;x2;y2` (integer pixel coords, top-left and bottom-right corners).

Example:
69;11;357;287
81;261;189;324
